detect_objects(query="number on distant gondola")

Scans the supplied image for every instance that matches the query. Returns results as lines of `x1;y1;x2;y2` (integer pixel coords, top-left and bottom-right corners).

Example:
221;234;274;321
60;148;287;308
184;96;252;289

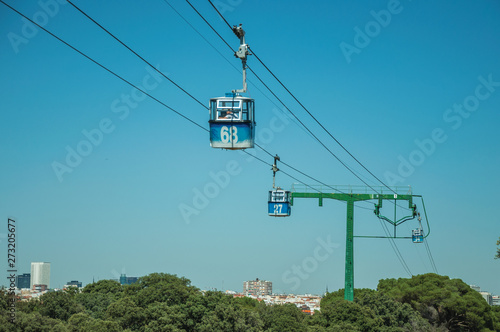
221;126;238;144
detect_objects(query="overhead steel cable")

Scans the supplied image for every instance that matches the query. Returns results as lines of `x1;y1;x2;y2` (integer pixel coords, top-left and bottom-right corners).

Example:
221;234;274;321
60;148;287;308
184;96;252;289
68;0;410;221
163;0;238;73
197;0;413;212
164;0;318;143
207;0;233;30
246;65;387;194
163;0;384;206
2;0;419;276
424;239;438;274
64;0;364;202
419;197;438;273
66;0;208;111
196;0;416;273
185;0;232;51
0;0;368;213
251;49;397;194
0;0;208;133
241;150;360;205
185;0;386;197
378;218;413;276
206;0;397;196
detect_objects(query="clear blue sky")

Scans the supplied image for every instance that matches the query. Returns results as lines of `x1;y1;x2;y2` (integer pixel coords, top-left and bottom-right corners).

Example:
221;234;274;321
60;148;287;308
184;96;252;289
1;0;499;296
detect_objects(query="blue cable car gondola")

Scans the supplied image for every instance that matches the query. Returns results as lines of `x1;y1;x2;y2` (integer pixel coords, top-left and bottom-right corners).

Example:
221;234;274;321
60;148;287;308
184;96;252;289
412;228;423;243
268;188;291;217
210;24;256;150
268;155;291;217
209;93;255;149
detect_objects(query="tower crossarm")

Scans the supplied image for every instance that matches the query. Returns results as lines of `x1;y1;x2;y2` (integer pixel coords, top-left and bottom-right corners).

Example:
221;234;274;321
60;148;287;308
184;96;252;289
288;190;415;302
290;192;413;206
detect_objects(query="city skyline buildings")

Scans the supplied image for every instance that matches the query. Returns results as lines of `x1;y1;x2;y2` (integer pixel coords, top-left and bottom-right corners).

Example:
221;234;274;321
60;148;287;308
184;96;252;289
0;0;499;297
243;278;272;297
16;273;30;289
4;266;500;307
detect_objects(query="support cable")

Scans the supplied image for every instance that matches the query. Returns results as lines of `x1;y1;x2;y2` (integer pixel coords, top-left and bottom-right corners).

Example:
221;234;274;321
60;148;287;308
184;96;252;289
164;0;384;207
163;0;313;140
0;0;374;215
0;0;207;133
64;0;371;207
0;0;420;278
204;0;420;273
419;196;438;273
378;218;413;276
207;0;397;196
184;0;385;194
66;0;207;110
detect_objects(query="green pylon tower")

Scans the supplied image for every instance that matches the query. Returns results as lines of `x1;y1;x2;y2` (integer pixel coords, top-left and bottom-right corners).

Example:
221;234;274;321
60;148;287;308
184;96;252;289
290;187;418;302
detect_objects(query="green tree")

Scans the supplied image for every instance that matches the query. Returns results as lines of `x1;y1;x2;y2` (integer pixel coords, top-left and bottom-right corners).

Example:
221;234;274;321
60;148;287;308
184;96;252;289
105;296;145;330
124;273;199;307
143;302;187;332
68;312;122;332
355;289;433;331
0;289;9;312
39;291;83;321
77;279;123;320
15;297;40;314
258;303;307;332
143;291;264;332
76;291;119;320
319;298;383;332
378;273;500;331
309;288;434;331
495;237;500;259
81;279;123;296
7;311;66;331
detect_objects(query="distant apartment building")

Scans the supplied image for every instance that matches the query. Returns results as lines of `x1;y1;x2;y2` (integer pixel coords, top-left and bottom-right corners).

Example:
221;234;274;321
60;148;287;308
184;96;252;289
16;273;31;289
470;285;481;292
31;262;50;290
480;292;493;305
243;278;272;297
470;284;495;306
33;284;48;292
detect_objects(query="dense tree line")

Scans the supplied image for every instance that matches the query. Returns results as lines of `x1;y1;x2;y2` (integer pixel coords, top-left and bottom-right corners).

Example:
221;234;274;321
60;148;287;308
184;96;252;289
1;273;499;331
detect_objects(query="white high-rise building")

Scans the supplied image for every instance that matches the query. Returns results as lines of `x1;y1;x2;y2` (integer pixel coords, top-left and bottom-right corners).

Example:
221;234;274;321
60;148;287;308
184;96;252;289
31;262;50;289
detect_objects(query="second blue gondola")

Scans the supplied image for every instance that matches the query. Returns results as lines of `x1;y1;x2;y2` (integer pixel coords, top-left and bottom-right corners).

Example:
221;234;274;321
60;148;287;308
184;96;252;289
412;228;423;243
268;189;291;217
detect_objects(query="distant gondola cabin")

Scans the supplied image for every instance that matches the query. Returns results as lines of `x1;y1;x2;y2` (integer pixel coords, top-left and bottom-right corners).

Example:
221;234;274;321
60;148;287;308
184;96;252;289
209;93;255;149
412;229;423;243
268;189;291;217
